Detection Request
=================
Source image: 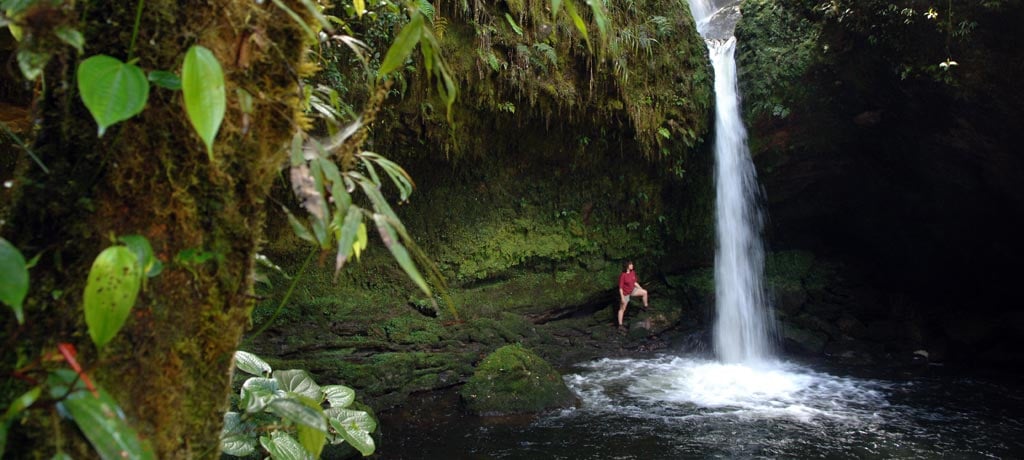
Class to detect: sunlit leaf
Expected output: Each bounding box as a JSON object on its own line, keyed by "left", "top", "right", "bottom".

{"left": 353, "top": 0, "right": 366, "bottom": 17}
{"left": 378, "top": 13, "right": 423, "bottom": 78}
{"left": 259, "top": 432, "right": 307, "bottom": 460}
{"left": 563, "top": 0, "right": 591, "bottom": 51}
{"left": 551, "top": 0, "right": 562, "bottom": 18}
{"left": 322, "top": 385, "right": 355, "bottom": 408}
{"left": 240, "top": 377, "right": 279, "bottom": 413}
{"left": 220, "top": 412, "right": 257, "bottom": 457}
{"left": 584, "top": 0, "right": 609, "bottom": 45}
{"left": 329, "top": 416, "right": 375, "bottom": 456}
{"left": 267, "top": 398, "right": 326, "bottom": 432}
{"left": 273, "top": 369, "right": 322, "bottom": 401}
{"left": 62, "top": 387, "right": 156, "bottom": 460}
{"left": 0, "top": 237, "right": 29, "bottom": 324}
{"left": 234, "top": 350, "right": 272, "bottom": 376}
{"left": 83, "top": 246, "right": 142, "bottom": 349}
{"left": 504, "top": 13, "right": 523, "bottom": 35}
{"left": 293, "top": 395, "right": 327, "bottom": 458}
{"left": 77, "top": 55, "right": 149, "bottom": 136}
{"left": 182, "top": 45, "right": 226, "bottom": 160}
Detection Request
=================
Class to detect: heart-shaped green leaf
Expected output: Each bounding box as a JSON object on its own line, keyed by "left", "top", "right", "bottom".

{"left": 83, "top": 245, "right": 142, "bottom": 349}
{"left": 77, "top": 55, "right": 149, "bottom": 136}
{"left": 273, "top": 369, "right": 322, "bottom": 401}
{"left": 234, "top": 350, "right": 272, "bottom": 376}
{"left": 181, "top": 45, "right": 225, "bottom": 160}
{"left": 0, "top": 238, "right": 28, "bottom": 324}
{"left": 322, "top": 385, "right": 355, "bottom": 408}
{"left": 259, "top": 432, "right": 306, "bottom": 460}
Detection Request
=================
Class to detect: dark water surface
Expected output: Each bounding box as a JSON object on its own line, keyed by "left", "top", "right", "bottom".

{"left": 376, "top": 355, "right": 1024, "bottom": 459}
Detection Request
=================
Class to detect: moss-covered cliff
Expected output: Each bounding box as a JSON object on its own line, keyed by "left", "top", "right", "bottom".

{"left": 736, "top": 0, "right": 1024, "bottom": 367}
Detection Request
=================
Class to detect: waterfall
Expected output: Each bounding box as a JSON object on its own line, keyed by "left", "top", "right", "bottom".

{"left": 687, "top": 1, "right": 776, "bottom": 363}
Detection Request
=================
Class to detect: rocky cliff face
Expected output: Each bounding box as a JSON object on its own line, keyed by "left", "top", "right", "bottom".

{"left": 736, "top": 0, "right": 1024, "bottom": 367}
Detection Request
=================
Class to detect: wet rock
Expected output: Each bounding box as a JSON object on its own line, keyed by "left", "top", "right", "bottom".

{"left": 780, "top": 322, "right": 828, "bottom": 354}
{"left": 459, "top": 344, "right": 578, "bottom": 415}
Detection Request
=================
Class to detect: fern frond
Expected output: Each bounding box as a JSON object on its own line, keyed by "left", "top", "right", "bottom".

{"left": 532, "top": 43, "right": 558, "bottom": 69}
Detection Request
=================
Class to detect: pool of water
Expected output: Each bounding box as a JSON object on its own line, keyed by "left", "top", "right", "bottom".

{"left": 376, "top": 354, "right": 1024, "bottom": 459}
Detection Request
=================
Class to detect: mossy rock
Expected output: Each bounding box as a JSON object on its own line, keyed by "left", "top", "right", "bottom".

{"left": 460, "top": 344, "right": 577, "bottom": 415}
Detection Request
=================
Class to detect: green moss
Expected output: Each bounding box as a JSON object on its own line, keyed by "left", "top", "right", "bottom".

{"left": 379, "top": 315, "right": 449, "bottom": 346}
{"left": 459, "top": 344, "right": 576, "bottom": 415}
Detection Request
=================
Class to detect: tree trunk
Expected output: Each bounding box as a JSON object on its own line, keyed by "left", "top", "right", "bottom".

{"left": 2, "top": 0, "right": 313, "bottom": 457}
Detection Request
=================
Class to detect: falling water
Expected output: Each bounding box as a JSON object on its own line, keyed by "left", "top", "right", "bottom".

{"left": 689, "top": 0, "right": 775, "bottom": 363}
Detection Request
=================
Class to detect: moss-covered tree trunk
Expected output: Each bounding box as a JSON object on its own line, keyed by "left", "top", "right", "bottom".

{"left": 2, "top": 1, "right": 313, "bottom": 457}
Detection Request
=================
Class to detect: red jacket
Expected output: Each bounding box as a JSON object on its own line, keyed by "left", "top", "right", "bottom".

{"left": 619, "top": 271, "right": 636, "bottom": 295}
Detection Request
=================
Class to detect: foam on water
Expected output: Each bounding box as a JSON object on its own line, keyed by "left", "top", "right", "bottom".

{"left": 564, "top": 356, "right": 889, "bottom": 426}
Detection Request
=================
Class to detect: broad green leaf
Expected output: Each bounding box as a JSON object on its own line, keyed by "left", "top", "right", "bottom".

{"left": 334, "top": 206, "right": 363, "bottom": 277}
{"left": 62, "top": 388, "right": 156, "bottom": 460}
{"left": 273, "top": 370, "right": 321, "bottom": 401}
{"left": 259, "top": 432, "right": 308, "bottom": 460}
{"left": 182, "top": 45, "right": 226, "bottom": 160}
{"left": 2, "top": 386, "right": 41, "bottom": 421}
{"left": 325, "top": 407, "right": 377, "bottom": 434}
{"left": 17, "top": 49, "right": 49, "bottom": 80}
{"left": 234, "top": 350, "right": 272, "bottom": 376}
{"left": 220, "top": 412, "right": 257, "bottom": 456}
{"left": 329, "top": 417, "right": 375, "bottom": 456}
{"left": 353, "top": 0, "right": 366, "bottom": 17}
{"left": 283, "top": 207, "right": 316, "bottom": 244}
{"left": 220, "top": 432, "right": 257, "bottom": 457}
{"left": 322, "top": 385, "right": 355, "bottom": 408}
{"left": 55, "top": 26, "right": 84, "bottom": 54}
{"left": 373, "top": 214, "right": 430, "bottom": 296}
{"left": 83, "top": 246, "right": 142, "bottom": 349}
{"left": 0, "top": 237, "right": 28, "bottom": 324}
{"left": 148, "top": 70, "right": 181, "bottom": 90}
{"left": 267, "top": 398, "right": 326, "bottom": 432}
{"left": 118, "top": 234, "right": 162, "bottom": 278}
{"left": 77, "top": 55, "right": 149, "bottom": 136}
{"left": 51, "top": 452, "right": 72, "bottom": 460}
{"left": 378, "top": 13, "right": 423, "bottom": 78}
{"left": 294, "top": 395, "right": 327, "bottom": 459}
{"left": 240, "top": 377, "right": 279, "bottom": 413}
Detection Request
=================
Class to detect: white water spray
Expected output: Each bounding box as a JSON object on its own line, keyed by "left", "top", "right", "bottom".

{"left": 688, "top": 0, "right": 775, "bottom": 363}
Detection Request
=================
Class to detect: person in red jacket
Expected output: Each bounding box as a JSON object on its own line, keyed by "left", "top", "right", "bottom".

{"left": 617, "top": 261, "right": 649, "bottom": 328}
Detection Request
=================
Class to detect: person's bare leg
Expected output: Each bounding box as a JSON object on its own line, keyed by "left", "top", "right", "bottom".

{"left": 618, "top": 298, "right": 628, "bottom": 326}
{"left": 637, "top": 287, "right": 649, "bottom": 308}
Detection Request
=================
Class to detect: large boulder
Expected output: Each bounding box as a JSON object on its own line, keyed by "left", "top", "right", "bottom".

{"left": 460, "top": 344, "right": 577, "bottom": 415}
